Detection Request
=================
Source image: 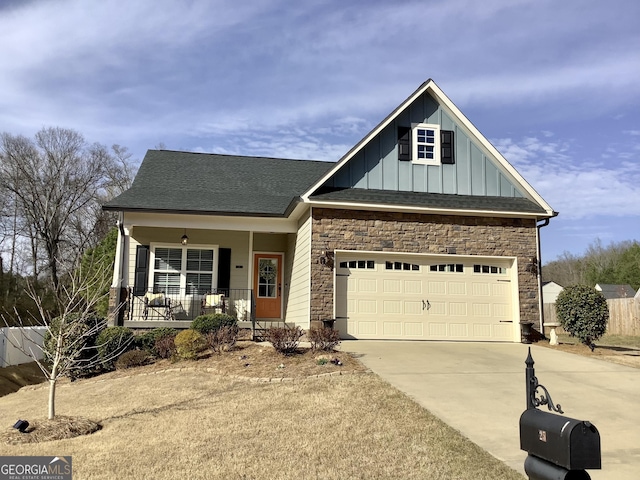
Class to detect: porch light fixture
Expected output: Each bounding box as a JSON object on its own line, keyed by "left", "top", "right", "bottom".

{"left": 181, "top": 230, "right": 188, "bottom": 246}
{"left": 525, "top": 256, "right": 538, "bottom": 276}
{"left": 319, "top": 250, "right": 334, "bottom": 269}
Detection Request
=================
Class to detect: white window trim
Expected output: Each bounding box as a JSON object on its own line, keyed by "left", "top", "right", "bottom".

{"left": 411, "top": 123, "right": 440, "bottom": 165}
{"left": 148, "top": 243, "right": 219, "bottom": 295}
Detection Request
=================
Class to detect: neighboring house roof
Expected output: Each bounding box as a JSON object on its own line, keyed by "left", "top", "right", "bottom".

{"left": 310, "top": 188, "right": 547, "bottom": 215}
{"left": 594, "top": 284, "right": 637, "bottom": 299}
{"left": 541, "top": 281, "right": 564, "bottom": 304}
{"left": 103, "top": 150, "right": 334, "bottom": 216}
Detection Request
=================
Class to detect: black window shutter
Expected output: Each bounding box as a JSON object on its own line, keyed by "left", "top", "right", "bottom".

{"left": 441, "top": 130, "right": 455, "bottom": 164}
{"left": 133, "top": 245, "right": 150, "bottom": 295}
{"left": 397, "top": 126, "right": 411, "bottom": 161}
{"left": 217, "top": 248, "right": 231, "bottom": 295}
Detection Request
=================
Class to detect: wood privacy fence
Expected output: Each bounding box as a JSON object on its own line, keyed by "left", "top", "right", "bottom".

{"left": 544, "top": 299, "right": 640, "bottom": 336}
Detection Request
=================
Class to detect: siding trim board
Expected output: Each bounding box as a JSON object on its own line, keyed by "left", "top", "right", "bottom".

{"left": 301, "top": 79, "right": 555, "bottom": 219}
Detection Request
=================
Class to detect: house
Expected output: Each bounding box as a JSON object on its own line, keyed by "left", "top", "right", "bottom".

{"left": 103, "top": 79, "right": 557, "bottom": 342}
{"left": 542, "top": 281, "right": 563, "bottom": 304}
{"left": 595, "top": 284, "right": 636, "bottom": 300}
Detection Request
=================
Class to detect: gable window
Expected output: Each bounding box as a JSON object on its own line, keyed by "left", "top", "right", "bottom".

{"left": 151, "top": 245, "right": 216, "bottom": 295}
{"left": 399, "top": 124, "right": 455, "bottom": 165}
{"left": 412, "top": 123, "right": 440, "bottom": 165}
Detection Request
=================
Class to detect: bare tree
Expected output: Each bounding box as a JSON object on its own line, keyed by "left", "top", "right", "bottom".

{"left": 2, "top": 259, "right": 131, "bottom": 419}
{"left": 0, "top": 127, "right": 135, "bottom": 302}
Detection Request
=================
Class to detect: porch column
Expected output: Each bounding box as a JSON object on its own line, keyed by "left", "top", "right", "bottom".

{"left": 108, "top": 219, "right": 126, "bottom": 326}
{"left": 247, "top": 231, "right": 254, "bottom": 290}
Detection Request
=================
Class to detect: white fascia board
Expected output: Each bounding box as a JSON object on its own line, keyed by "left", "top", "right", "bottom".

{"left": 123, "top": 211, "right": 298, "bottom": 233}
{"left": 301, "top": 79, "right": 555, "bottom": 216}
{"left": 301, "top": 80, "right": 434, "bottom": 201}
{"left": 427, "top": 81, "right": 555, "bottom": 215}
{"left": 306, "top": 199, "right": 548, "bottom": 220}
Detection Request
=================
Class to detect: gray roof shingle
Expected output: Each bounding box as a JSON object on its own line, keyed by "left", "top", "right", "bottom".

{"left": 309, "top": 188, "right": 547, "bottom": 214}
{"left": 103, "top": 150, "right": 334, "bottom": 216}
{"left": 104, "top": 150, "right": 548, "bottom": 217}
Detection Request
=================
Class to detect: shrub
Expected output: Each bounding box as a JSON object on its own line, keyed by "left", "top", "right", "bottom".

{"left": 43, "top": 313, "right": 106, "bottom": 378}
{"left": 155, "top": 335, "right": 177, "bottom": 359}
{"left": 555, "top": 284, "right": 609, "bottom": 349}
{"left": 115, "top": 350, "right": 150, "bottom": 370}
{"left": 205, "top": 325, "right": 239, "bottom": 354}
{"left": 96, "top": 327, "right": 135, "bottom": 370}
{"left": 191, "top": 313, "right": 237, "bottom": 335}
{"left": 174, "top": 329, "right": 206, "bottom": 360}
{"left": 308, "top": 326, "right": 340, "bottom": 352}
{"left": 135, "top": 328, "right": 178, "bottom": 356}
{"left": 265, "top": 326, "right": 304, "bottom": 355}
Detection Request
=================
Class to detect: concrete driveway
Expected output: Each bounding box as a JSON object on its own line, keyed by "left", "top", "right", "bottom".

{"left": 341, "top": 341, "right": 640, "bottom": 479}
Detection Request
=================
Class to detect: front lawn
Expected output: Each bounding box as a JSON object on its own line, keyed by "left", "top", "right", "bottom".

{"left": 0, "top": 342, "right": 523, "bottom": 479}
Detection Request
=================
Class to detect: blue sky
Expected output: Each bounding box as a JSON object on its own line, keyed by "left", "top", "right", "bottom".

{"left": 1, "top": 0, "right": 638, "bottom": 262}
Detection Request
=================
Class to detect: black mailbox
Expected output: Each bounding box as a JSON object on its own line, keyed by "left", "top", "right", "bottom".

{"left": 520, "top": 408, "right": 601, "bottom": 471}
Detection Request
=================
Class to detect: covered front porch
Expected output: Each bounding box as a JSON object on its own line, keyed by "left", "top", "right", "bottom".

{"left": 109, "top": 211, "right": 305, "bottom": 333}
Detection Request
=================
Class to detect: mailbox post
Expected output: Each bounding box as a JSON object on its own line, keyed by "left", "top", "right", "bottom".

{"left": 520, "top": 348, "right": 601, "bottom": 480}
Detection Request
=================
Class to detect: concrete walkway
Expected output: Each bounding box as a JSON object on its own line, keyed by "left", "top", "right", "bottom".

{"left": 341, "top": 341, "right": 640, "bottom": 479}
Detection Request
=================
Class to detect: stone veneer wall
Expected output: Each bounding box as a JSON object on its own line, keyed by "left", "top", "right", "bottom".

{"left": 310, "top": 208, "right": 540, "bottom": 334}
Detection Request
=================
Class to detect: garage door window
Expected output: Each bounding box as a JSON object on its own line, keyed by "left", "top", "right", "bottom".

{"left": 339, "top": 260, "right": 375, "bottom": 269}
{"left": 385, "top": 261, "right": 420, "bottom": 271}
{"left": 473, "top": 264, "right": 507, "bottom": 274}
{"left": 429, "top": 263, "right": 464, "bottom": 273}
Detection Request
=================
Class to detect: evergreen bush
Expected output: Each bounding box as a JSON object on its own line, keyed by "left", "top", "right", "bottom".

{"left": 96, "top": 326, "right": 135, "bottom": 370}
{"left": 174, "top": 329, "right": 206, "bottom": 360}
{"left": 191, "top": 313, "right": 237, "bottom": 335}
{"left": 115, "top": 350, "right": 150, "bottom": 370}
{"left": 43, "top": 313, "right": 106, "bottom": 378}
{"left": 135, "top": 328, "right": 178, "bottom": 356}
{"left": 555, "top": 284, "right": 609, "bottom": 349}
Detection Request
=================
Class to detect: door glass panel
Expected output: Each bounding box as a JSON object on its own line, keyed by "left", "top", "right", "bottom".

{"left": 258, "top": 258, "right": 277, "bottom": 298}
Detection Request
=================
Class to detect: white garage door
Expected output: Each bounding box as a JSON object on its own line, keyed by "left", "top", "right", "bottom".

{"left": 334, "top": 254, "right": 518, "bottom": 341}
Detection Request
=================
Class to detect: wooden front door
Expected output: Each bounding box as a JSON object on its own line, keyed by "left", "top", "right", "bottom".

{"left": 254, "top": 253, "right": 283, "bottom": 319}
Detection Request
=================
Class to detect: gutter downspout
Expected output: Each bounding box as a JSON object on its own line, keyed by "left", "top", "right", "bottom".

{"left": 536, "top": 217, "right": 552, "bottom": 334}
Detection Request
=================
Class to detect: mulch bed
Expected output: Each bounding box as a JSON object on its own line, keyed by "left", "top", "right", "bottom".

{"left": 2, "top": 415, "right": 101, "bottom": 445}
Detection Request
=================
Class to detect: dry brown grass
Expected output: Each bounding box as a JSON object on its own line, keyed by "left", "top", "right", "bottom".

{"left": 537, "top": 334, "right": 640, "bottom": 368}
{"left": 0, "top": 361, "right": 46, "bottom": 397}
{"left": 0, "top": 342, "right": 523, "bottom": 479}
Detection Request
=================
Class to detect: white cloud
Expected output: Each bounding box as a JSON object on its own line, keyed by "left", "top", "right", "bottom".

{"left": 493, "top": 135, "right": 640, "bottom": 220}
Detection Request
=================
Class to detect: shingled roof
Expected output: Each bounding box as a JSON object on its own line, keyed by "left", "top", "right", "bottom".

{"left": 103, "top": 150, "right": 334, "bottom": 216}
{"left": 309, "top": 188, "right": 548, "bottom": 215}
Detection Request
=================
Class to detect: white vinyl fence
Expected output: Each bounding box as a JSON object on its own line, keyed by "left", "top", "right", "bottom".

{"left": 0, "top": 326, "right": 46, "bottom": 368}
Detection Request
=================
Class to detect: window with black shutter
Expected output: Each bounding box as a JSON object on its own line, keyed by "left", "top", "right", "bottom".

{"left": 133, "top": 245, "right": 149, "bottom": 295}
{"left": 441, "top": 130, "right": 455, "bottom": 164}
{"left": 397, "top": 126, "right": 411, "bottom": 161}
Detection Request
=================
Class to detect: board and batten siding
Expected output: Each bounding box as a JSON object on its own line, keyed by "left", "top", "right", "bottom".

{"left": 284, "top": 213, "right": 312, "bottom": 328}
{"left": 328, "top": 91, "right": 523, "bottom": 199}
